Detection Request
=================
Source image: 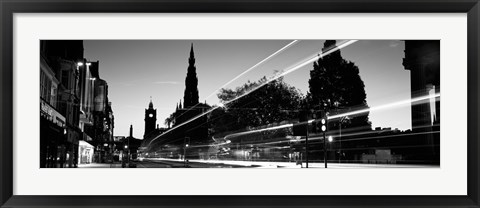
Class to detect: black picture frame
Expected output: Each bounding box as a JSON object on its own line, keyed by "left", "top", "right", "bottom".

{"left": 1, "top": 0, "right": 479, "bottom": 207}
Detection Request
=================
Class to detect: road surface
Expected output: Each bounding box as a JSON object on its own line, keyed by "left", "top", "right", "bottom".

{"left": 132, "top": 158, "right": 252, "bottom": 168}
{"left": 130, "top": 158, "right": 438, "bottom": 168}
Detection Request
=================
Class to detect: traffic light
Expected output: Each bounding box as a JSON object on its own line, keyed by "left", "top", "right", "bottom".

{"left": 316, "top": 111, "right": 328, "bottom": 133}
{"left": 320, "top": 117, "right": 327, "bottom": 132}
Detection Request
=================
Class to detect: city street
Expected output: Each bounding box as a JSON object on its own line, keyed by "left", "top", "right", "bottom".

{"left": 127, "top": 158, "right": 437, "bottom": 168}
{"left": 133, "top": 159, "right": 252, "bottom": 168}
{"left": 77, "top": 159, "right": 438, "bottom": 168}
{"left": 39, "top": 40, "right": 441, "bottom": 168}
{"left": 78, "top": 163, "right": 122, "bottom": 168}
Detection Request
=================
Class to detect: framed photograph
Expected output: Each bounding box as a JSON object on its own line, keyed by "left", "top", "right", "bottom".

{"left": 1, "top": 0, "right": 479, "bottom": 207}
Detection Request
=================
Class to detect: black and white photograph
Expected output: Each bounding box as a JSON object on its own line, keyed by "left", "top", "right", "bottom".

{"left": 40, "top": 39, "right": 440, "bottom": 168}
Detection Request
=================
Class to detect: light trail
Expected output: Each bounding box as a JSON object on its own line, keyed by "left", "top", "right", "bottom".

{"left": 204, "top": 40, "right": 299, "bottom": 101}
{"left": 170, "top": 40, "right": 299, "bottom": 128}
{"left": 225, "top": 130, "right": 440, "bottom": 148}
{"left": 221, "top": 92, "right": 440, "bottom": 142}
{"left": 222, "top": 40, "right": 358, "bottom": 107}
{"left": 224, "top": 123, "right": 293, "bottom": 140}
{"left": 146, "top": 40, "right": 358, "bottom": 147}
{"left": 328, "top": 92, "right": 440, "bottom": 120}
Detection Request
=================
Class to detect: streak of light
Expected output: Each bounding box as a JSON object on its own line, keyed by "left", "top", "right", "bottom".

{"left": 224, "top": 123, "right": 293, "bottom": 140}
{"left": 328, "top": 92, "right": 440, "bottom": 120}
{"left": 221, "top": 93, "right": 440, "bottom": 142}
{"left": 204, "top": 40, "right": 300, "bottom": 100}
{"left": 233, "top": 130, "right": 440, "bottom": 147}
{"left": 174, "top": 40, "right": 299, "bottom": 120}
{"left": 222, "top": 40, "right": 358, "bottom": 107}
{"left": 146, "top": 40, "right": 357, "bottom": 147}
{"left": 306, "top": 130, "right": 440, "bottom": 143}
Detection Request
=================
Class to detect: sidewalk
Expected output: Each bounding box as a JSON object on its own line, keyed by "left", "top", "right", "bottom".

{"left": 77, "top": 163, "right": 123, "bottom": 168}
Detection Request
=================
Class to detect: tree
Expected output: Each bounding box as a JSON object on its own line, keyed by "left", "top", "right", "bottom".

{"left": 308, "top": 40, "right": 371, "bottom": 130}
{"left": 164, "top": 116, "right": 173, "bottom": 128}
{"left": 214, "top": 77, "right": 303, "bottom": 133}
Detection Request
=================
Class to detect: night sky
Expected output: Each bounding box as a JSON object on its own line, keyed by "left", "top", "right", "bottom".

{"left": 83, "top": 40, "right": 410, "bottom": 139}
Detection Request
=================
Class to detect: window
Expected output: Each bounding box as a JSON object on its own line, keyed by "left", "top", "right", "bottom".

{"left": 51, "top": 87, "right": 57, "bottom": 108}
{"left": 45, "top": 78, "right": 51, "bottom": 103}
{"left": 40, "top": 70, "right": 46, "bottom": 99}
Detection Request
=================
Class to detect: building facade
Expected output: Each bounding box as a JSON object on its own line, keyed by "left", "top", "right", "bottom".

{"left": 40, "top": 40, "right": 83, "bottom": 168}
{"left": 402, "top": 40, "right": 440, "bottom": 163}
{"left": 82, "top": 61, "right": 115, "bottom": 163}
{"left": 40, "top": 40, "right": 115, "bottom": 167}
{"left": 403, "top": 40, "right": 440, "bottom": 129}
{"left": 144, "top": 99, "right": 157, "bottom": 138}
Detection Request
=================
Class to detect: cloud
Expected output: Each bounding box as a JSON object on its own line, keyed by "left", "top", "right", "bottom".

{"left": 153, "top": 81, "right": 180, "bottom": 85}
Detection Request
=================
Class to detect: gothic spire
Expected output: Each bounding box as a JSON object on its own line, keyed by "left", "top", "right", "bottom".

{"left": 183, "top": 43, "right": 199, "bottom": 108}
{"left": 190, "top": 43, "right": 194, "bottom": 59}
{"left": 148, "top": 96, "right": 154, "bottom": 109}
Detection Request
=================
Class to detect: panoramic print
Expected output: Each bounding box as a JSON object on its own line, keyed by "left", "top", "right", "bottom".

{"left": 40, "top": 40, "right": 440, "bottom": 168}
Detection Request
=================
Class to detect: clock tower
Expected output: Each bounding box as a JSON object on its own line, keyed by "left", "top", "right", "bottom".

{"left": 144, "top": 98, "right": 157, "bottom": 138}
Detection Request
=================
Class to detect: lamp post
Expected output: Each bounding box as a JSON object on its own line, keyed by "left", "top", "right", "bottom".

{"left": 77, "top": 61, "right": 99, "bottom": 163}
{"left": 339, "top": 118, "right": 342, "bottom": 163}
{"left": 184, "top": 137, "right": 190, "bottom": 166}
{"left": 184, "top": 143, "right": 189, "bottom": 167}
{"left": 338, "top": 116, "right": 349, "bottom": 163}
{"left": 305, "top": 118, "right": 309, "bottom": 169}
{"left": 127, "top": 136, "right": 130, "bottom": 166}
{"left": 77, "top": 61, "right": 94, "bottom": 114}
{"left": 122, "top": 145, "right": 128, "bottom": 168}
{"left": 327, "top": 135, "right": 334, "bottom": 167}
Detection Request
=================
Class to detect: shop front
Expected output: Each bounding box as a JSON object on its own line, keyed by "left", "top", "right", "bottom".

{"left": 78, "top": 140, "right": 94, "bottom": 164}
{"left": 40, "top": 99, "right": 67, "bottom": 168}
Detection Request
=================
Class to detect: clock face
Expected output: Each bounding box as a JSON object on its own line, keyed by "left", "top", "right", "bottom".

{"left": 149, "top": 113, "right": 153, "bottom": 118}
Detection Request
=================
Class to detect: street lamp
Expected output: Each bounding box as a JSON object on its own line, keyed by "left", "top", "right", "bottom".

{"left": 124, "top": 144, "right": 130, "bottom": 166}
{"left": 327, "top": 135, "right": 334, "bottom": 167}
{"left": 338, "top": 116, "right": 349, "bottom": 163}
{"left": 184, "top": 137, "right": 190, "bottom": 166}
{"left": 122, "top": 145, "right": 129, "bottom": 168}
